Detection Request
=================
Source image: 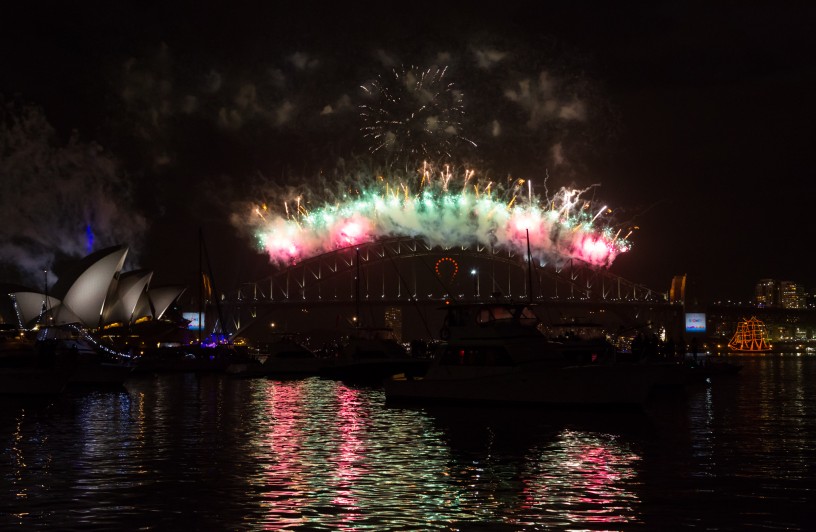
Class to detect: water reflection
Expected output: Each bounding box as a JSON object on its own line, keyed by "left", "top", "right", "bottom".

{"left": 256, "top": 378, "right": 311, "bottom": 527}
{"left": 517, "top": 430, "right": 641, "bottom": 527}
{"left": 250, "top": 379, "right": 459, "bottom": 529}
{"left": 417, "top": 405, "right": 646, "bottom": 528}
{"left": 0, "top": 379, "right": 657, "bottom": 529}
{"left": 9, "top": 408, "right": 29, "bottom": 513}
{"left": 2, "top": 359, "right": 814, "bottom": 530}
{"left": 653, "top": 354, "right": 816, "bottom": 530}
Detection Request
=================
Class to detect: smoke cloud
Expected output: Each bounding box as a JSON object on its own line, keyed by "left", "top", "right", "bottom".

{"left": 0, "top": 101, "right": 148, "bottom": 286}
{"left": 231, "top": 164, "right": 632, "bottom": 269}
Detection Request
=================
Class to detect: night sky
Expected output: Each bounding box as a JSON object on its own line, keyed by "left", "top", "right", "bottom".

{"left": 1, "top": 1, "right": 814, "bottom": 303}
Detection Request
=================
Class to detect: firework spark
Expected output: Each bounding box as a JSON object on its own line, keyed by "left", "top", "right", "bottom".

{"left": 360, "top": 66, "right": 476, "bottom": 161}
{"left": 234, "top": 164, "right": 634, "bottom": 269}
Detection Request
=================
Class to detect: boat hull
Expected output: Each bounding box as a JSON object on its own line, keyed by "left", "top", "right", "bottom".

{"left": 227, "top": 357, "right": 329, "bottom": 378}
{"left": 0, "top": 368, "right": 68, "bottom": 395}
{"left": 68, "top": 362, "right": 134, "bottom": 387}
{"left": 384, "top": 363, "right": 678, "bottom": 407}
{"left": 684, "top": 361, "right": 743, "bottom": 382}
{"left": 322, "top": 358, "right": 430, "bottom": 385}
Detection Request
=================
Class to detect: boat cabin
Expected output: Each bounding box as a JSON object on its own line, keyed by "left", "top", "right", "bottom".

{"left": 440, "top": 302, "right": 542, "bottom": 340}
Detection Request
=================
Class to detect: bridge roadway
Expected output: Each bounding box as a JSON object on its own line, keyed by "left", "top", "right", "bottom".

{"left": 220, "top": 296, "right": 686, "bottom": 343}
{"left": 210, "top": 238, "right": 815, "bottom": 345}
{"left": 216, "top": 298, "right": 816, "bottom": 347}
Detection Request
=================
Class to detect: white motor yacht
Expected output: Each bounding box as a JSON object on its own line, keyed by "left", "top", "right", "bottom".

{"left": 384, "top": 301, "right": 681, "bottom": 407}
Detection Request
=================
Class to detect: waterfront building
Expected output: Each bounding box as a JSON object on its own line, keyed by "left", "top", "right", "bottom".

{"left": 384, "top": 306, "right": 403, "bottom": 342}
{"left": 754, "top": 279, "right": 807, "bottom": 309}
{"left": 5, "top": 245, "right": 184, "bottom": 331}
{"left": 779, "top": 281, "right": 806, "bottom": 309}
{"left": 755, "top": 279, "right": 776, "bottom": 307}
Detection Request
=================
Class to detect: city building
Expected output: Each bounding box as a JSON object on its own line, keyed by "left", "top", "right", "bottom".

{"left": 384, "top": 306, "right": 403, "bottom": 342}
{"left": 755, "top": 279, "right": 776, "bottom": 307}
{"left": 754, "top": 278, "right": 808, "bottom": 309}
{"left": 779, "top": 281, "right": 806, "bottom": 309}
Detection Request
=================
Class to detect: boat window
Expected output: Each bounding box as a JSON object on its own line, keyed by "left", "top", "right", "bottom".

{"left": 475, "top": 306, "right": 514, "bottom": 324}
{"left": 474, "top": 306, "right": 538, "bottom": 326}
{"left": 491, "top": 307, "right": 515, "bottom": 321}
{"left": 519, "top": 307, "right": 538, "bottom": 326}
{"left": 477, "top": 309, "right": 493, "bottom": 324}
{"left": 438, "top": 345, "right": 513, "bottom": 366}
{"left": 447, "top": 308, "right": 469, "bottom": 326}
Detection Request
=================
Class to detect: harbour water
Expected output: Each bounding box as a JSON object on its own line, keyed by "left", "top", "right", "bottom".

{"left": 2, "top": 355, "right": 814, "bottom": 530}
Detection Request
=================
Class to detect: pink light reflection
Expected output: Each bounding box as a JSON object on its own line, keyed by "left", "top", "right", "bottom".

{"left": 330, "top": 385, "right": 368, "bottom": 517}
{"left": 261, "top": 380, "right": 308, "bottom": 529}
{"left": 517, "top": 430, "right": 641, "bottom": 526}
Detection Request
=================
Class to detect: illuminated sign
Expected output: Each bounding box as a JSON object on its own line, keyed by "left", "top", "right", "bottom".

{"left": 685, "top": 312, "right": 706, "bottom": 333}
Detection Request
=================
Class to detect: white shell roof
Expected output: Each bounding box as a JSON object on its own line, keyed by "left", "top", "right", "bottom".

{"left": 9, "top": 245, "right": 186, "bottom": 329}
{"left": 10, "top": 292, "right": 61, "bottom": 327}
{"left": 57, "top": 246, "right": 127, "bottom": 327}
{"left": 148, "top": 286, "right": 186, "bottom": 320}
{"left": 103, "top": 270, "right": 153, "bottom": 324}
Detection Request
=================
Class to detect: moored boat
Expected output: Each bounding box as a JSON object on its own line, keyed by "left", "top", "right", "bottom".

{"left": 384, "top": 302, "right": 682, "bottom": 407}
{"left": 226, "top": 335, "right": 329, "bottom": 378}
{"left": 37, "top": 336, "right": 134, "bottom": 388}
{"left": 132, "top": 344, "right": 237, "bottom": 373}
{"left": 321, "top": 326, "right": 429, "bottom": 385}
{"left": 0, "top": 366, "right": 68, "bottom": 395}
{"left": 683, "top": 357, "right": 743, "bottom": 382}
{"left": 0, "top": 327, "right": 69, "bottom": 395}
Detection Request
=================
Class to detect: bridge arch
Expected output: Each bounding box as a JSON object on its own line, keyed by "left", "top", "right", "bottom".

{"left": 214, "top": 237, "right": 678, "bottom": 343}
{"left": 228, "top": 236, "right": 666, "bottom": 304}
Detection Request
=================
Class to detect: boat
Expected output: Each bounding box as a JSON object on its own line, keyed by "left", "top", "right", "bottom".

{"left": 320, "top": 326, "right": 430, "bottom": 385}
{"left": 684, "top": 357, "right": 743, "bottom": 382}
{"left": 384, "top": 301, "right": 682, "bottom": 407}
{"left": 0, "top": 325, "right": 69, "bottom": 395}
{"left": 317, "top": 247, "right": 429, "bottom": 385}
{"left": 226, "top": 334, "right": 329, "bottom": 378}
{"left": 542, "top": 317, "right": 618, "bottom": 363}
{"left": 58, "top": 339, "right": 135, "bottom": 388}
{"left": 34, "top": 325, "right": 135, "bottom": 388}
{"left": 132, "top": 344, "right": 243, "bottom": 374}
{"left": 728, "top": 316, "right": 773, "bottom": 353}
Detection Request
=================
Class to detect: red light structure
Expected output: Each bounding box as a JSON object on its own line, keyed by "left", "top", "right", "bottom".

{"left": 434, "top": 257, "right": 459, "bottom": 282}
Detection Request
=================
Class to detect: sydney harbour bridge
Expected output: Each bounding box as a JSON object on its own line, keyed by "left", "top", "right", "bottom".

{"left": 216, "top": 236, "right": 682, "bottom": 344}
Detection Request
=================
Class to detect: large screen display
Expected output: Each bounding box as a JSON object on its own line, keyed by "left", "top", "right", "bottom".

{"left": 685, "top": 312, "right": 706, "bottom": 333}
{"left": 183, "top": 312, "right": 203, "bottom": 331}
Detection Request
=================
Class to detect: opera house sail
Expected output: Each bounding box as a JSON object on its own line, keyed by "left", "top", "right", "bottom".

{"left": 8, "top": 245, "right": 184, "bottom": 337}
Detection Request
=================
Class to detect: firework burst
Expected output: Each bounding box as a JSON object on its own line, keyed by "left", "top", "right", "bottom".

{"left": 360, "top": 66, "right": 476, "bottom": 162}
{"left": 235, "top": 163, "right": 634, "bottom": 269}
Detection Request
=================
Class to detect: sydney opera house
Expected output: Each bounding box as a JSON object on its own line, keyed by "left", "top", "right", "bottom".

{"left": 3, "top": 245, "right": 189, "bottom": 349}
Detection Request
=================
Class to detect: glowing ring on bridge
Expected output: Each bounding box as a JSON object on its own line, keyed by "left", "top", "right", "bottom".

{"left": 434, "top": 257, "right": 459, "bottom": 281}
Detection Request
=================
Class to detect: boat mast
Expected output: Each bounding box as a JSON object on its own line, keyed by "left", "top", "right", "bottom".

{"left": 43, "top": 269, "right": 51, "bottom": 330}
{"left": 198, "top": 227, "right": 203, "bottom": 347}
{"left": 526, "top": 229, "right": 534, "bottom": 304}
{"left": 200, "top": 228, "right": 229, "bottom": 344}
{"left": 355, "top": 247, "right": 360, "bottom": 327}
